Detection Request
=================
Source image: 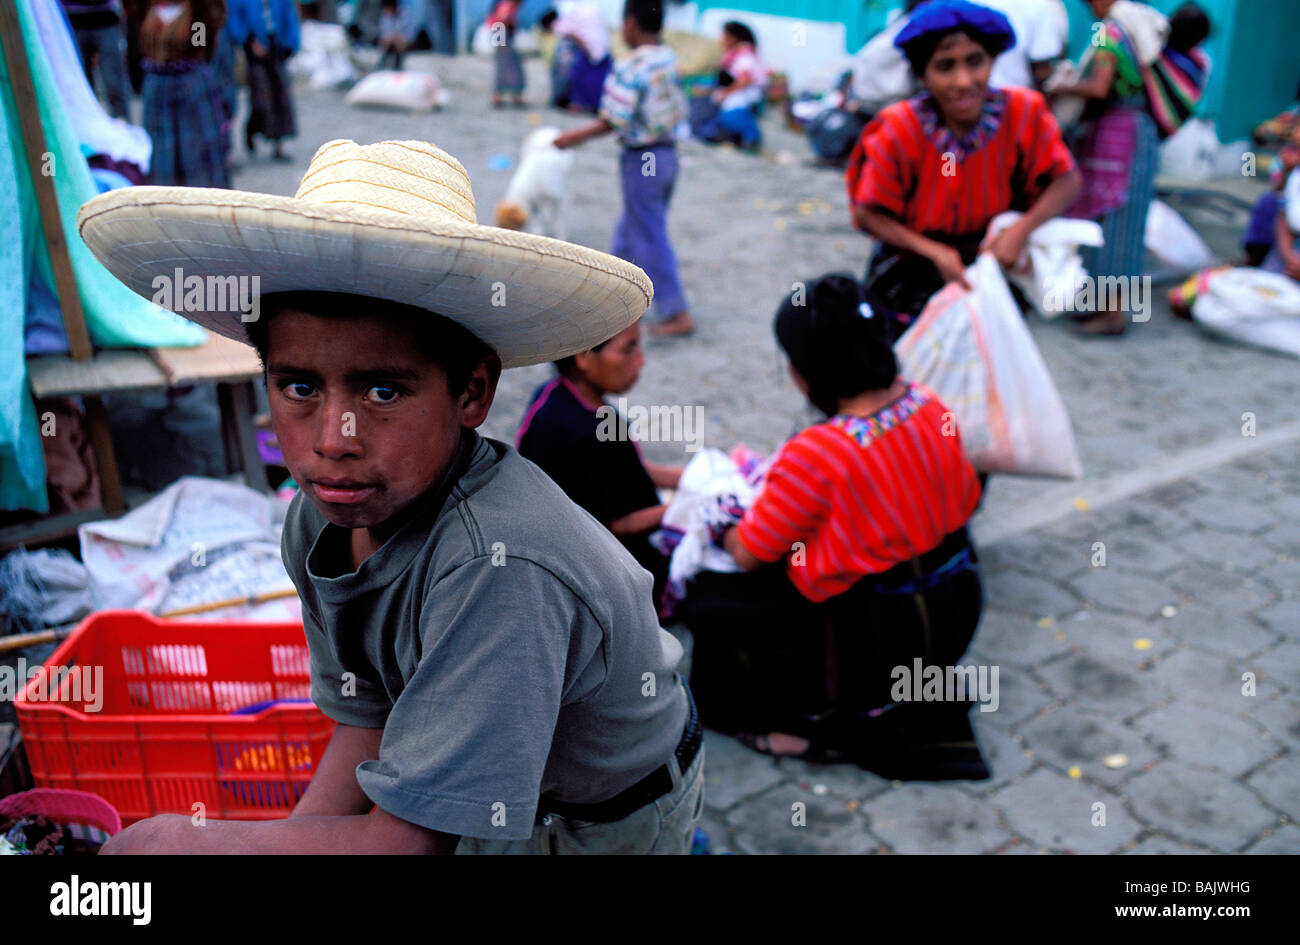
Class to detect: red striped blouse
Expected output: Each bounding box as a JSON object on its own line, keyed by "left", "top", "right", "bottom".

{"left": 846, "top": 86, "right": 1075, "bottom": 240}
{"left": 735, "top": 384, "right": 982, "bottom": 603}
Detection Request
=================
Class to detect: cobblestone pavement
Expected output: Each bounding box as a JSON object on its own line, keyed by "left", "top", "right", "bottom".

{"left": 232, "top": 52, "right": 1298, "bottom": 853}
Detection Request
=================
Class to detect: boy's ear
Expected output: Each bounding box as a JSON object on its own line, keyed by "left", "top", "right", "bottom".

{"left": 458, "top": 355, "right": 502, "bottom": 429}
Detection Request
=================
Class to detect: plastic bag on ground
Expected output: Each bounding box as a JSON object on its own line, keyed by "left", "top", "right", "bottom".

{"left": 1190, "top": 268, "right": 1300, "bottom": 359}
{"left": 1145, "top": 199, "right": 1217, "bottom": 271}
{"left": 344, "top": 70, "right": 448, "bottom": 111}
{"left": 895, "top": 253, "right": 1084, "bottom": 478}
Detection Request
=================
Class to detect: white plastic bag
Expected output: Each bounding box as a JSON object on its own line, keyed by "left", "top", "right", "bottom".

{"left": 1145, "top": 199, "right": 1217, "bottom": 271}
{"left": 987, "top": 211, "right": 1105, "bottom": 319}
{"left": 344, "top": 70, "right": 448, "bottom": 111}
{"left": 290, "top": 21, "right": 358, "bottom": 90}
{"left": 1190, "top": 268, "right": 1300, "bottom": 359}
{"left": 895, "top": 254, "right": 1084, "bottom": 478}
{"left": 656, "top": 449, "right": 761, "bottom": 597}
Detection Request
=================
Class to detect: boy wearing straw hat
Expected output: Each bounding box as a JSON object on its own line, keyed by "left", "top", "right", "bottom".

{"left": 80, "top": 138, "right": 704, "bottom": 855}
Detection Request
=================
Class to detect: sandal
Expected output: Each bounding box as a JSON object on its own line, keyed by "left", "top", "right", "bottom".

{"left": 736, "top": 731, "right": 846, "bottom": 764}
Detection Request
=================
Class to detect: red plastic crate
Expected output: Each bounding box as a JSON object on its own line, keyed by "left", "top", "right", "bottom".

{"left": 14, "top": 610, "right": 336, "bottom": 826}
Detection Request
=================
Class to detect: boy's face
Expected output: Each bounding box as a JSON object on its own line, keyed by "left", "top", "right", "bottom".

{"left": 265, "top": 307, "right": 498, "bottom": 538}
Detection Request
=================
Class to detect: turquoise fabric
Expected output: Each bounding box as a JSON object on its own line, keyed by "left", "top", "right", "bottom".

{"left": 1, "top": 0, "right": 207, "bottom": 513}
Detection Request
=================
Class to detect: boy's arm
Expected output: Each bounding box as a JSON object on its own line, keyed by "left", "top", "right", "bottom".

{"left": 290, "top": 723, "right": 385, "bottom": 818}
{"left": 553, "top": 119, "right": 613, "bottom": 149}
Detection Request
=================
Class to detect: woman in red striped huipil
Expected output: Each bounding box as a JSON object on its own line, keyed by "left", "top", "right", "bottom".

{"left": 846, "top": 0, "right": 1082, "bottom": 342}
{"left": 676, "top": 275, "right": 990, "bottom": 781}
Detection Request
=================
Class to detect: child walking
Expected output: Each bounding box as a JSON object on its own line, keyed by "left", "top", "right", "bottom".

{"left": 553, "top": 0, "right": 694, "bottom": 337}
{"left": 487, "top": 0, "right": 525, "bottom": 108}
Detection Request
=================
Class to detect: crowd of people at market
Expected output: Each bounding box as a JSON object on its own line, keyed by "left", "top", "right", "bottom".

{"left": 46, "top": 0, "right": 1300, "bottom": 816}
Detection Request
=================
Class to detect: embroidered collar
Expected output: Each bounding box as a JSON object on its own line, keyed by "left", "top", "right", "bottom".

{"left": 914, "top": 89, "right": 1006, "bottom": 163}
{"left": 828, "top": 383, "right": 929, "bottom": 447}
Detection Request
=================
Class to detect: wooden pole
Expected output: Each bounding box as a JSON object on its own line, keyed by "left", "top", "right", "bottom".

{"left": 0, "top": 2, "right": 126, "bottom": 515}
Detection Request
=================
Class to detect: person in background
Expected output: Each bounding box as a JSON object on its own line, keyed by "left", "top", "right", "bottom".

{"left": 676, "top": 276, "right": 989, "bottom": 780}
{"left": 1262, "top": 149, "right": 1300, "bottom": 282}
{"left": 552, "top": 0, "right": 695, "bottom": 338}
{"left": 979, "top": 0, "right": 1067, "bottom": 90}
{"left": 516, "top": 320, "right": 683, "bottom": 606}
{"left": 847, "top": 0, "right": 1082, "bottom": 343}
{"left": 62, "top": 0, "right": 132, "bottom": 119}
{"left": 487, "top": 0, "right": 526, "bottom": 108}
{"left": 1054, "top": 0, "right": 1167, "bottom": 335}
{"left": 376, "top": 0, "right": 423, "bottom": 70}
{"left": 542, "top": 3, "right": 614, "bottom": 113}
{"left": 707, "top": 20, "right": 767, "bottom": 150}
{"left": 227, "top": 0, "right": 300, "bottom": 162}
{"left": 139, "top": 0, "right": 230, "bottom": 187}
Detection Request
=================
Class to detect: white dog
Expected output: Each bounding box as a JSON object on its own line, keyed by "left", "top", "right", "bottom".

{"left": 494, "top": 127, "right": 575, "bottom": 239}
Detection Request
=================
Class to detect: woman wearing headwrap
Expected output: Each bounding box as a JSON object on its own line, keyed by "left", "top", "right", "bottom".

{"left": 847, "top": 0, "right": 1082, "bottom": 342}
{"left": 676, "top": 276, "right": 990, "bottom": 781}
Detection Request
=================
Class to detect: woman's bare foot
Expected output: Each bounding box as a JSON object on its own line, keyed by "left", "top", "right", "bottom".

{"left": 1071, "top": 308, "right": 1126, "bottom": 336}
{"left": 649, "top": 311, "right": 695, "bottom": 336}
{"left": 738, "top": 731, "right": 812, "bottom": 757}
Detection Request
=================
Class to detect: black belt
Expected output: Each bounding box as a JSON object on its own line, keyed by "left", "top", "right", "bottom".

{"left": 541, "top": 682, "right": 701, "bottom": 825}
{"left": 869, "top": 527, "right": 976, "bottom": 594}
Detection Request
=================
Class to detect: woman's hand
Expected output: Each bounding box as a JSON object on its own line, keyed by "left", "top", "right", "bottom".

{"left": 928, "top": 243, "right": 972, "bottom": 290}
{"left": 1285, "top": 250, "right": 1300, "bottom": 282}
{"left": 250, "top": 39, "right": 268, "bottom": 59}
{"left": 984, "top": 222, "right": 1030, "bottom": 272}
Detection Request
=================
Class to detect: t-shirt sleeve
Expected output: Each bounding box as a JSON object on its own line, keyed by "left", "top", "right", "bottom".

{"left": 846, "top": 110, "right": 912, "bottom": 220}
{"left": 1017, "top": 90, "right": 1075, "bottom": 197}
{"left": 599, "top": 59, "right": 640, "bottom": 130}
{"left": 735, "top": 437, "right": 831, "bottom": 563}
{"left": 355, "top": 556, "right": 594, "bottom": 841}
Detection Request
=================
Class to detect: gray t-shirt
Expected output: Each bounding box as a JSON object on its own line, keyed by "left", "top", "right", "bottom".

{"left": 280, "top": 430, "right": 688, "bottom": 841}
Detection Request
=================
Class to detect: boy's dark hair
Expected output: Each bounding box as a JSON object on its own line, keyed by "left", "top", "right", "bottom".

{"left": 539, "top": 9, "right": 558, "bottom": 30}
{"left": 723, "top": 20, "right": 756, "bottom": 48}
{"left": 774, "top": 274, "right": 898, "bottom": 417}
{"left": 553, "top": 336, "right": 612, "bottom": 378}
{"left": 245, "top": 291, "right": 497, "bottom": 397}
{"left": 623, "top": 0, "right": 663, "bottom": 36}
{"left": 1168, "top": 2, "right": 1211, "bottom": 53}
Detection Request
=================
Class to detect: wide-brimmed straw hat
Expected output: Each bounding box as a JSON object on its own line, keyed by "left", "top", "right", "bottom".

{"left": 76, "top": 139, "right": 653, "bottom": 368}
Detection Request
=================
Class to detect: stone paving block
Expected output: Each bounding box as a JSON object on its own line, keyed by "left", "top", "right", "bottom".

{"left": 1121, "top": 834, "right": 1214, "bottom": 854}
{"left": 695, "top": 810, "right": 741, "bottom": 855}
{"left": 1169, "top": 527, "right": 1282, "bottom": 573}
{"left": 978, "top": 535, "right": 1094, "bottom": 583}
{"left": 1133, "top": 703, "right": 1276, "bottom": 777}
{"left": 1254, "top": 598, "right": 1300, "bottom": 638}
{"left": 865, "top": 783, "right": 1012, "bottom": 854}
{"left": 1123, "top": 760, "right": 1277, "bottom": 853}
{"left": 959, "top": 717, "right": 1036, "bottom": 796}
{"left": 968, "top": 609, "right": 1072, "bottom": 668}
{"left": 1084, "top": 533, "right": 1185, "bottom": 577}
{"left": 984, "top": 665, "right": 1058, "bottom": 727}
{"left": 725, "top": 782, "right": 880, "bottom": 854}
{"left": 1180, "top": 493, "right": 1277, "bottom": 533}
{"left": 1104, "top": 499, "right": 1205, "bottom": 539}
{"left": 1258, "top": 561, "right": 1300, "bottom": 605}
{"left": 989, "top": 767, "right": 1139, "bottom": 854}
{"left": 1019, "top": 704, "right": 1159, "bottom": 788}
{"left": 1251, "top": 696, "right": 1300, "bottom": 750}
{"left": 1242, "top": 823, "right": 1300, "bottom": 854}
{"left": 776, "top": 757, "right": 891, "bottom": 805}
{"left": 1245, "top": 755, "right": 1300, "bottom": 819}
{"left": 1065, "top": 610, "right": 1176, "bottom": 665}
{"left": 1067, "top": 569, "right": 1179, "bottom": 619}
{"left": 1260, "top": 524, "right": 1300, "bottom": 558}
{"left": 1255, "top": 642, "right": 1300, "bottom": 693}
{"left": 982, "top": 568, "right": 1083, "bottom": 619}
{"left": 1146, "top": 648, "right": 1259, "bottom": 712}
{"left": 1160, "top": 603, "right": 1282, "bottom": 658}
{"left": 1035, "top": 653, "right": 1158, "bottom": 719}
{"left": 1166, "top": 565, "right": 1278, "bottom": 612}
{"left": 700, "top": 730, "right": 788, "bottom": 812}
